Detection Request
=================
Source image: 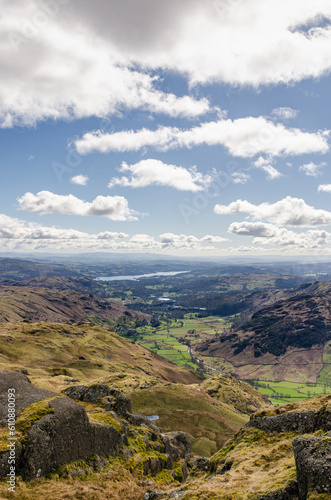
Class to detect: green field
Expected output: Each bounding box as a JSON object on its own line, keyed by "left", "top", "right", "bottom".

{"left": 125, "top": 316, "right": 232, "bottom": 372}
{"left": 252, "top": 379, "right": 331, "bottom": 405}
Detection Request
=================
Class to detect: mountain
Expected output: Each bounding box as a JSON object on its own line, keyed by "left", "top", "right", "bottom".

{"left": 0, "top": 275, "right": 103, "bottom": 295}
{"left": 0, "top": 257, "right": 79, "bottom": 280}
{"left": 194, "top": 281, "right": 331, "bottom": 383}
{"left": 0, "top": 322, "right": 200, "bottom": 392}
{"left": 0, "top": 286, "right": 149, "bottom": 324}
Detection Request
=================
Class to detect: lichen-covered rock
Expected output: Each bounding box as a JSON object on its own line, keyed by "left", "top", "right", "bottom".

{"left": 63, "top": 383, "right": 132, "bottom": 415}
{"left": 143, "top": 489, "right": 165, "bottom": 499}
{"left": 169, "top": 490, "right": 185, "bottom": 499}
{"left": 247, "top": 407, "right": 331, "bottom": 435}
{"left": 257, "top": 482, "right": 299, "bottom": 499}
{"left": 246, "top": 411, "right": 316, "bottom": 434}
{"left": 293, "top": 432, "right": 331, "bottom": 500}
{"left": 0, "top": 370, "right": 55, "bottom": 425}
{"left": 0, "top": 371, "right": 191, "bottom": 483}
{"left": 193, "top": 457, "right": 210, "bottom": 472}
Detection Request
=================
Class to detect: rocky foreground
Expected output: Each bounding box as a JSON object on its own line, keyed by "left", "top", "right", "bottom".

{"left": 0, "top": 371, "right": 330, "bottom": 499}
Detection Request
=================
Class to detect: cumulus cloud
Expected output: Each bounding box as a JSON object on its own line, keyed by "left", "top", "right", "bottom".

{"left": 271, "top": 107, "right": 299, "bottom": 120}
{"left": 2, "top": 1, "right": 331, "bottom": 127}
{"left": 253, "top": 157, "right": 283, "bottom": 179}
{"left": 108, "top": 159, "right": 212, "bottom": 192}
{"left": 228, "top": 222, "right": 278, "bottom": 238}
{"left": 0, "top": 2, "right": 209, "bottom": 127}
{"left": 229, "top": 221, "right": 329, "bottom": 249}
{"left": 299, "top": 162, "right": 326, "bottom": 176}
{"left": 17, "top": 191, "right": 139, "bottom": 221}
{"left": 214, "top": 196, "right": 331, "bottom": 226}
{"left": 318, "top": 184, "right": 331, "bottom": 192}
{"left": 159, "top": 233, "right": 227, "bottom": 249}
{"left": 70, "top": 174, "right": 89, "bottom": 186}
{"left": 0, "top": 213, "right": 226, "bottom": 253}
{"left": 75, "top": 118, "right": 329, "bottom": 158}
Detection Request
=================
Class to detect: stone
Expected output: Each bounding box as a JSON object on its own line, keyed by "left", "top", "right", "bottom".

{"left": 293, "top": 432, "right": 331, "bottom": 500}
{"left": 143, "top": 489, "right": 164, "bottom": 499}
{"left": 193, "top": 457, "right": 210, "bottom": 471}
{"left": 0, "top": 371, "right": 192, "bottom": 484}
{"left": 169, "top": 491, "right": 185, "bottom": 499}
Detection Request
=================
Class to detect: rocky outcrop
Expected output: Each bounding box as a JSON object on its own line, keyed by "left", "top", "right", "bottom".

{"left": 246, "top": 407, "right": 331, "bottom": 434}
{"left": 0, "top": 371, "right": 191, "bottom": 482}
{"left": 293, "top": 432, "right": 331, "bottom": 500}
{"left": 63, "top": 384, "right": 132, "bottom": 416}
{"left": 0, "top": 370, "right": 55, "bottom": 423}
{"left": 257, "top": 482, "right": 299, "bottom": 500}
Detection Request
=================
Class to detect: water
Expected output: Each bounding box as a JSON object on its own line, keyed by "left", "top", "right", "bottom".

{"left": 95, "top": 271, "right": 189, "bottom": 282}
{"left": 146, "top": 415, "right": 159, "bottom": 421}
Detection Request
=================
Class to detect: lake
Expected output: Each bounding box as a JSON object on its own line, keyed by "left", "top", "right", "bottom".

{"left": 94, "top": 270, "right": 189, "bottom": 282}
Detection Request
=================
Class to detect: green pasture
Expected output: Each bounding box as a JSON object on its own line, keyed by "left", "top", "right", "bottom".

{"left": 252, "top": 379, "right": 331, "bottom": 405}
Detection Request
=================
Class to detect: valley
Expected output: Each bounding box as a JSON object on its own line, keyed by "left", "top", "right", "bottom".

{"left": 0, "top": 256, "right": 331, "bottom": 499}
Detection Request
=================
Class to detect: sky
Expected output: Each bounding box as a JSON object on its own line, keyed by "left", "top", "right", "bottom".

{"left": 1, "top": 0, "right": 331, "bottom": 257}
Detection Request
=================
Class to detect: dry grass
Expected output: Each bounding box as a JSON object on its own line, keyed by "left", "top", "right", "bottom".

{"left": 182, "top": 427, "right": 300, "bottom": 499}
{"left": 0, "top": 465, "right": 150, "bottom": 500}
{"left": 0, "top": 322, "right": 200, "bottom": 393}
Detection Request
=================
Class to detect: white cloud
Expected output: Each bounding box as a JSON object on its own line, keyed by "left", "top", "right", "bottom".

{"left": 70, "top": 174, "right": 89, "bottom": 186}
{"left": 299, "top": 162, "right": 326, "bottom": 176}
{"left": 228, "top": 221, "right": 278, "bottom": 238}
{"left": 318, "top": 184, "right": 331, "bottom": 192}
{"left": 108, "top": 159, "right": 212, "bottom": 192}
{"left": 60, "top": 0, "right": 331, "bottom": 87}
{"left": 1, "top": 1, "right": 331, "bottom": 128}
{"left": 75, "top": 118, "right": 329, "bottom": 158}
{"left": 253, "top": 157, "right": 283, "bottom": 179}
{"left": 0, "top": 3, "right": 210, "bottom": 127}
{"left": 0, "top": 213, "right": 226, "bottom": 253}
{"left": 232, "top": 172, "right": 250, "bottom": 184}
{"left": 159, "top": 232, "right": 227, "bottom": 249}
{"left": 271, "top": 107, "right": 299, "bottom": 120}
{"left": 0, "top": 214, "right": 87, "bottom": 240}
{"left": 17, "top": 191, "right": 139, "bottom": 221}
{"left": 229, "top": 221, "right": 329, "bottom": 248}
{"left": 214, "top": 196, "right": 331, "bottom": 226}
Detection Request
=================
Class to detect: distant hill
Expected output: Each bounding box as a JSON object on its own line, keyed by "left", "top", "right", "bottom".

{"left": 194, "top": 281, "right": 331, "bottom": 384}
{"left": 0, "top": 275, "right": 103, "bottom": 295}
{"left": 0, "top": 257, "right": 79, "bottom": 280}
{"left": 0, "top": 286, "right": 149, "bottom": 324}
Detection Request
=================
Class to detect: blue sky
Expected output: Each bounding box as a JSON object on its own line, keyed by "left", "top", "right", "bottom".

{"left": 1, "top": 0, "right": 331, "bottom": 256}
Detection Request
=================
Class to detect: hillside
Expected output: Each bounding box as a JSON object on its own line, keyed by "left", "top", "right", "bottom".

{"left": 0, "top": 258, "right": 79, "bottom": 280}
{"left": 200, "top": 374, "right": 270, "bottom": 415}
{"left": 0, "top": 275, "right": 103, "bottom": 295}
{"left": 194, "top": 281, "right": 331, "bottom": 384}
{"left": 169, "top": 393, "right": 331, "bottom": 499}
{"left": 129, "top": 383, "right": 250, "bottom": 456}
{"left": 0, "top": 322, "right": 201, "bottom": 392}
{"left": 0, "top": 286, "right": 149, "bottom": 324}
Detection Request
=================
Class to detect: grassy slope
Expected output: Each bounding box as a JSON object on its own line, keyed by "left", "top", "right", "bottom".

{"left": 0, "top": 286, "right": 149, "bottom": 324}
{"left": 200, "top": 374, "right": 270, "bottom": 415}
{"left": 0, "top": 322, "right": 200, "bottom": 392}
{"left": 181, "top": 394, "right": 331, "bottom": 499}
{"left": 129, "top": 383, "right": 248, "bottom": 456}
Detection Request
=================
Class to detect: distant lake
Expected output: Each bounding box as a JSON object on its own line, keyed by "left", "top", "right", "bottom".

{"left": 94, "top": 271, "right": 189, "bottom": 282}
